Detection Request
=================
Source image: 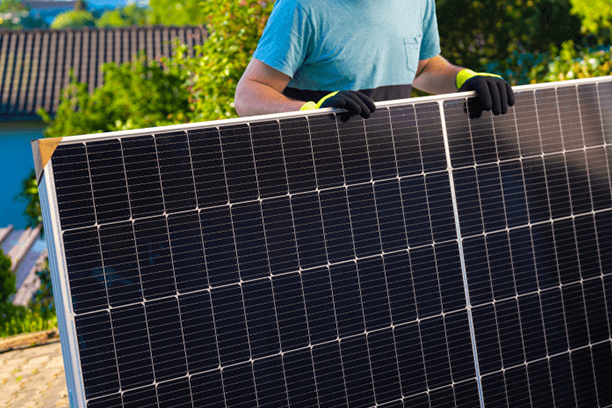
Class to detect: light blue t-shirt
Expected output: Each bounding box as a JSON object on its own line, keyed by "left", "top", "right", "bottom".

{"left": 253, "top": 0, "right": 441, "bottom": 99}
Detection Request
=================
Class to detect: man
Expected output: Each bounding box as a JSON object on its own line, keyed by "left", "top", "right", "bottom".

{"left": 235, "top": 0, "right": 514, "bottom": 119}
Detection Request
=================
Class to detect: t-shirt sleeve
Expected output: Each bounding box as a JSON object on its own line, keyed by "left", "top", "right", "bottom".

{"left": 419, "top": 0, "right": 441, "bottom": 60}
{"left": 253, "top": 0, "right": 312, "bottom": 78}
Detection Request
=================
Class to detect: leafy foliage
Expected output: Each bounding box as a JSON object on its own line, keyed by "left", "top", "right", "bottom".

{"left": 0, "top": 0, "right": 46, "bottom": 29}
{"left": 570, "top": 0, "right": 612, "bottom": 38}
{"left": 529, "top": 42, "right": 612, "bottom": 83}
{"left": 147, "top": 0, "right": 208, "bottom": 26}
{"left": 96, "top": 4, "right": 149, "bottom": 28}
{"left": 18, "top": 171, "right": 42, "bottom": 230}
{"left": 50, "top": 10, "right": 96, "bottom": 29}
{"left": 0, "top": 250, "right": 14, "bottom": 305}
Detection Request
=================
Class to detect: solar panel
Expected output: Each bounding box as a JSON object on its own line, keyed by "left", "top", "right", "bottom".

{"left": 34, "top": 76, "right": 612, "bottom": 408}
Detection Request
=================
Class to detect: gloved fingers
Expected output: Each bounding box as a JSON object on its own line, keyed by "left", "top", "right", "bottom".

{"left": 496, "top": 79, "right": 510, "bottom": 115}
{"left": 336, "top": 94, "right": 364, "bottom": 117}
{"left": 342, "top": 91, "right": 374, "bottom": 119}
{"left": 469, "top": 79, "right": 493, "bottom": 112}
{"left": 488, "top": 80, "right": 503, "bottom": 115}
{"left": 351, "top": 91, "right": 377, "bottom": 115}
{"left": 506, "top": 81, "right": 515, "bottom": 107}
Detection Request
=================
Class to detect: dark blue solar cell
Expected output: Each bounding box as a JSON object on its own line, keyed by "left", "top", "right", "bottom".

{"left": 347, "top": 183, "right": 382, "bottom": 257}
{"left": 445, "top": 311, "right": 477, "bottom": 382}
{"left": 410, "top": 245, "right": 442, "bottom": 318}
{"left": 553, "top": 218, "right": 581, "bottom": 285}
{"left": 515, "top": 90, "right": 542, "bottom": 156}
{"left": 509, "top": 227, "right": 538, "bottom": 295}
{"left": 477, "top": 163, "right": 506, "bottom": 232}
{"left": 290, "top": 192, "right": 327, "bottom": 269}
{"left": 365, "top": 107, "right": 397, "bottom": 180}
{"left": 357, "top": 257, "right": 391, "bottom": 331}
{"left": 469, "top": 109, "right": 498, "bottom": 164}
{"left": 122, "top": 385, "right": 158, "bottom": 408}
{"left": 505, "top": 366, "right": 531, "bottom": 407}
{"left": 496, "top": 298, "right": 525, "bottom": 368}
{"left": 482, "top": 372, "right": 508, "bottom": 407}
{"left": 572, "top": 347, "right": 598, "bottom": 407}
{"left": 133, "top": 216, "right": 176, "bottom": 299}
{"left": 463, "top": 236, "right": 494, "bottom": 306}
{"left": 178, "top": 291, "right": 219, "bottom": 373}
{"left": 211, "top": 284, "right": 250, "bottom": 365}
{"left": 312, "top": 342, "right": 347, "bottom": 408}
{"left": 531, "top": 223, "right": 560, "bottom": 289}
{"left": 308, "top": 113, "right": 344, "bottom": 188}
{"left": 566, "top": 150, "right": 593, "bottom": 215}
{"left": 301, "top": 266, "right": 338, "bottom": 344}
{"left": 145, "top": 297, "right": 187, "bottom": 381}
{"left": 111, "top": 304, "right": 153, "bottom": 390}
{"left": 417, "top": 102, "right": 447, "bottom": 172}
{"left": 574, "top": 214, "right": 601, "bottom": 280}
{"left": 250, "top": 120, "right": 288, "bottom": 198}
{"left": 340, "top": 335, "right": 376, "bottom": 408}
{"left": 578, "top": 84, "right": 605, "bottom": 147}
{"left": 63, "top": 227, "right": 106, "bottom": 313}
{"left": 592, "top": 342, "right": 612, "bottom": 407}
{"left": 280, "top": 117, "right": 317, "bottom": 194}
{"left": 472, "top": 305, "right": 502, "bottom": 375}
{"left": 596, "top": 210, "right": 612, "bottom": 276}
{"left": 426, "top": 172, "right": 456, "bottom": 243}
{"left": 200, "top": 206, "right": 240, "bottom": 286}
{"left": 444, "top": 98, "right": 474, "bottom": 169}
{"left": 52, "top": 143, "right": 96, "bottom": 229}
{"left": 273, "top": 272, "right": 309, "bottom": 351}
{"left": 400, "top": 175, "right": 433, "bottom": 248}
{"left": 518, "top": 294, "right": 546, "bottom": 362}
{"left": 219, "top": 124, "right": 258, "bottom": 202}
{"left": 253, "top": 355, "right": 289, "bottom": 408}
{"left": 87, "top": 394, "right": 122, "bottom": 408}
{"left": 337, "top": 115, "right": 371, "bottom": 184}
{"left": 188, "top": 127, "right": 228, "bottom": 208}
{"left": 562, "top": 283, "right": 589, "bottom": 350}
{"left": 167, "top": 211, "right": 208, "bottom": 292}
{"left": 389, "top": 104, "right": 423, "bottom": 177}
{"left": 86, "top": 139, "right": 130, "bottom": 224}
{"left": 374, "top": 180, "right": 409, "bottom": 252}
{"left": 319, "top": 188, "right": 355, "bottom": 263}
{"left": 403, "top": 393, "right": 430, "bottom": 407}
{"left": 527, "top": 360, "right": 554, "bottom": 407}
{"left": 453, "top": 167, "right": 484, "bottom": 237}
{"left": 436, "top": 242, "right": 466, "bottom": 312}
{"left": 586, "top": 147, "right": 612, "bottom": 211}
{"left": 394, "top": 322, "right": 427, "bottom": 397}
{"left": 598, "top": 81, "right": 612, "bottom": 143}
{"left": 453, "top": 380, "right": 481, "bottom": 408}
{"left": 261, "top": 197, "right": 299, "bottom": 274}
{"left": 522, "top": 156, "right": 551, "bottom": 223}
{"left": 558, "top": 86, "right": 584, "bottom": 151}
{"left": 420, "top": 315, "right": 452, "bottom": 389}
{"left": 535, "top": 88, "right": 563, "bottom": 154}
{"left": 499, "top": 160, "right": 529, "bottom": 228}
{"left": 242, "top": 279, "right": 281, "bottom": 358}
{"left": 121, "top": 136, "right": 164, "bottom": 218}
{"left": 222, "top": 363, "right": 257, "bottom": 408}
{"left": 540, "top": 287, "right": 569, "bottom": 355}
{"left": 99, "top": 222, "right": 142, "bottom": 306}
{"left": 583, "top": 278, "right": 609, "bottom": 344}
{"left": 545, "top": 154, "right": 572, "bottom": 220}
{"left": 231, "top": 201, "right": 269, "bottom": 280}
{"left": 550, "top": 354, "right": 577, "bottom": 406}
{"left": 74, "top": 312, "right": 119, "bottom": 398}
{"left": 157, "top": 377, "right": 193, "bottom": 408}
{"left": 330, "top": 262, "right": 365, "bottom": 337}
{"left": 492, "top": 104, "right": 521, "bottom": 161}
{"left": 366, "top": 329, "right": 402, "bottom": 404}
{"left": 283, "top": 349, "right": 319, "bottom": 408}
{"left": 383, "top": 251, "right": 417, "bottom": 325}
{"left": 155, "top": 131, "right": 197, "bottom": 212}
{"left": 428, "top": 386, "right": 455, "bottom": 408}
{"left": 190, "top": 370, "right": 225, "bottom": 408}
{"left": 486, "top": 231, "right": 515, "bottom": 300}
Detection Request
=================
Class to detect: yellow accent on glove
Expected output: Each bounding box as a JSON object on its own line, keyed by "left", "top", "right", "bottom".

{"left": 456, "top": 69, "right": 502, "bottom": 90}
{"left": 300, "top": 91, "right": 340, "bottom": 111}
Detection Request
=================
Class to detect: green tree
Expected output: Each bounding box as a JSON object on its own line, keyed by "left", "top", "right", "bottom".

{"left": 0, "top": 0, "right": 46, "bottom": 29}
{"left": 0, "top": 250, "right": 14, "bottom": 305}
{"left": 148, "top": 0, "right": 208, "bottom": 26}
{"left": 571, "top": 0, "right": 612, "bottom": 38}
{"left": 50, "top": 10, "right": 95, "bottom": 29}
{"left": 96, "top": 4, "right": 149, "bottom": 28}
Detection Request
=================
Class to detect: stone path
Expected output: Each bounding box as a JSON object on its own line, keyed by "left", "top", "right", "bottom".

{"left": 0, "top": 341, "right": 68, "bottom": 408}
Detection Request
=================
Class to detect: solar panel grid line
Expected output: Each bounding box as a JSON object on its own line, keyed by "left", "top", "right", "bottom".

{"left": 37, "top": 76, "right": 612, "bottom": 408}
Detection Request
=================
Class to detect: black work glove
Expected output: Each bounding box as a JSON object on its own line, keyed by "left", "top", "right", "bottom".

{"left": 457, "top": 69, "right": 515, "bottom": 116}
{"left": 301, "top": 90, "right": 376, "bottom": 119}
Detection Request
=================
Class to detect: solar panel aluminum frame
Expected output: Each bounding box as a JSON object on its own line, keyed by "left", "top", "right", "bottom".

{"left": 34, "top": 75, "right": 612, "bottom": 408}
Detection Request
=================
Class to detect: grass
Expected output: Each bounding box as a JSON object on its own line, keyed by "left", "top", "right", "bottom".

{"left": 0, "top": 305, "right": 57, "bottom": 338}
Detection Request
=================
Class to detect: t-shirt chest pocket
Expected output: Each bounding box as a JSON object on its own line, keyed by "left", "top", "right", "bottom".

{"left": 404, "top": 35, "right": 423, "bottom": 75}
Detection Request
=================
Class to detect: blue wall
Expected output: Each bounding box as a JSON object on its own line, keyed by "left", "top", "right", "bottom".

{"left": 0, "top": 121, "right": 46, "bottom": 229}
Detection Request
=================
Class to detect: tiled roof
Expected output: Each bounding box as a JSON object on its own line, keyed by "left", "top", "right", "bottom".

{"left": 0, "top": 25, "right": 207, "bottom": 119}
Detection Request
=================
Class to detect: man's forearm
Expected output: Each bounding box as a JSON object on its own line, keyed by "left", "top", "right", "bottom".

{"left": 234, "top": 78, "right": 304, "bottom": 117}
{"left": 412, "top": 55, "right": 463, "bottom": 95}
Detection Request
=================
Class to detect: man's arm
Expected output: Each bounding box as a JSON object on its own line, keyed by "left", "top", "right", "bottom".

{"left": 412, "top": 55, "right": 463, "bottom": 95}
{"left": 234, "top": 58, "right": 304, "bottom": 117}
